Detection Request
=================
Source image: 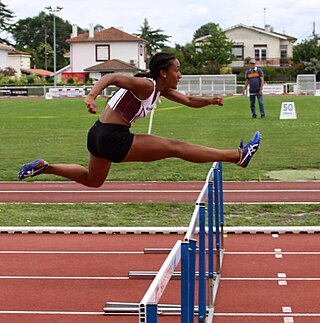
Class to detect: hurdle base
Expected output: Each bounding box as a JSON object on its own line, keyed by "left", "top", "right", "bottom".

{"left": 128, "top": 270, "right": 219, "bottom": 279}
{"left": 104, "top": 302, "right": 207, "bottom": 316}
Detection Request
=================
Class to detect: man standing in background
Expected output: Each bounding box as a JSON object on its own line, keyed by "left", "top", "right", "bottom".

{"left": 242, "top": 59, "right": 265, "bottom": 119}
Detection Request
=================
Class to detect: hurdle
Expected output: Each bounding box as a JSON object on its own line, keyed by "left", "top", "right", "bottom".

{"left": 104, "top": 161, "right": 225, "bottom": 322}
{"left": 182, "top": 161, "right": 224, "bottom": 322}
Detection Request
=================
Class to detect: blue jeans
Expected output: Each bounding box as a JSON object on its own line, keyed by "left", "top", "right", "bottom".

{"left": 249, "top": 93, "right": 265, "bottom": 117}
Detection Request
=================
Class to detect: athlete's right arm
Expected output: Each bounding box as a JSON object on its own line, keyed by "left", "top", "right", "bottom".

{"left": 85, "top": 75, "right": 154, "bottom": 114}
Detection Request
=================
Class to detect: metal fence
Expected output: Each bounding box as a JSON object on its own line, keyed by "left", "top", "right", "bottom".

{"left": 1, "top": 80, "right": 320, "bottom": 98}
{"left": 177, "top": 75, "right": 237, "bottom": 96}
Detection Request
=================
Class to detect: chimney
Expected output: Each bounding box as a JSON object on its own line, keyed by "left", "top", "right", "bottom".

{"left": 89, "top": 23, "right": 94, "bottom": 38}
{"left": 72, "top": 24, "right": 78, "bottom": 37}
{"left": 264, "top": 24, "right": 273, "bottom": 33}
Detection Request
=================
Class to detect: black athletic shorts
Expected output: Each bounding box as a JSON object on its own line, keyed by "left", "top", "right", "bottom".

{"left": 87, "top": 120, "right": 134, "bottom": 163}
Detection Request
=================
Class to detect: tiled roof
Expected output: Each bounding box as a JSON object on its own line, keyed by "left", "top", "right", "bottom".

{"left": 84, "top": 59, "right": 138, "bottom": 72}
{"left": 66, "top": 27, "right": 148, "bottom": 43}
{"left": 21, "top": 69, "right": 53, "bottom": 77}
{"left": 0, "top": 43, "right": 14, "bottom": 51}
{"left": 9, "top": 49, "right": 31, "bottom": 56}
{"left": 224, "top": 23, "right": 297, "bottom": 41}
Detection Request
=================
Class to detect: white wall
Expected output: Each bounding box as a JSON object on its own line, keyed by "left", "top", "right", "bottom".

{"left": 0, "top": 50, "right": 9, "bottom": 69}
{"left": 8, "top": 55, "right": 31, "bottom": 77}
{"left": 70, "top": 42, "right": 146, "bottom": 72}
{"left": 225, "top": 27, "right": 281, "bottom": 59}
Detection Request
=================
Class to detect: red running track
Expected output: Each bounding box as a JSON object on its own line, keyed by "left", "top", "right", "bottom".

{"left": 214, "top": 233, "right": 320, "bottom": 322}
{"left": 0, "top": 181, "right": 319, "bottom": 322}
{"left": 1, "top": 180, "right": 320, "bottom": 203}
{"left": 0, "top": 233, "right": 319, "bottom": 322}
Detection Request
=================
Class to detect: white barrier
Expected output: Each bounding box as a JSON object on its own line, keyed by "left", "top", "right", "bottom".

{"left": 263, "top": 84, "right": 284, "bottom": 95}
{"left": 48, "top": 87, "right": 85, "bottom": 98}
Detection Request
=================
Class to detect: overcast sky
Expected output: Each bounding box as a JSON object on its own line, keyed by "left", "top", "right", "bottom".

{"left": 3, "top": 0, "right": 320, "bottom": 44}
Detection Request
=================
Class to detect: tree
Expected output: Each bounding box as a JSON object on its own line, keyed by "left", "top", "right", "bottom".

{"left": 193, "top": 23, "right": 234, "bottom": 74}
{"left": 193, "top": 22, "right": 218, "bottom": 40}
{"left": 10, "top": 11, "right": 82, "bottom": 70}
{"left": 135, "top": 18, "right": 171, "bottom": 65}
{"left": 304, "top": 58, "right": 320, "bottom": 77}
{"left": 94, "top": 24, "right": 104, "bottom": 32}
{"left": 293, "top": 39, "right": 320, "bottom": 63}
{"left": 82, "top": 24, "right": 105, "bottom": 32}
{"left": 0, "top": 1, "right": 15, "bottom": 44}
{"left": 162, "top": 44, "right": 198, "bottom": 74}
{"left": 293, "top": 39, "right": 320, "bottom": 78}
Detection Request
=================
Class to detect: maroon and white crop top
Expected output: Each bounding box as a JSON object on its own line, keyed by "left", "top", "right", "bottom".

{"left": 107, "top": 78, "right": 160, "bottom": 123}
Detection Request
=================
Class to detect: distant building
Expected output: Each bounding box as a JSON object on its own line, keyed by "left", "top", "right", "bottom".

{"left": 63, "top": 25, "right": 148, "bottom": 82}
{"left": 195, "top": 23, "right": 297, "bottom": 69}
{"left": 0, "top": 43, "right": 15, "bottom": 70}
{"left": 21, "top": 68, "right": 53, "bottom": 79}
{"left": 8, "top": 49, "right": 32, "bottom": 77}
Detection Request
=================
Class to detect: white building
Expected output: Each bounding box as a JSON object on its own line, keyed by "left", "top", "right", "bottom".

{"left": 195, "top": 23, "right": 297, "bottom": 68}
{"left": 225, "top": 24, "right": 297, "bottom": 68}
{"left": 0, "top": 43, "right": 15, "bottom": 70}
{"left": 8, "top": 49, "right": 31, "bottom": 77}
{"left": 64, "top": 25, "right": 148, "bottom": 82}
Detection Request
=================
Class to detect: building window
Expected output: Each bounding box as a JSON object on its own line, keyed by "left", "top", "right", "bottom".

{"left": 254, "top": 46, "right": 267, "bottom": 61}
{"left": 232, "top": 46, "right": 244, "bottom": 60}
{"left": 96, "top": 45, "right": 110, "bottom": 61}
{"left": 280, "top": 45, "right": 288, "bottom": 58}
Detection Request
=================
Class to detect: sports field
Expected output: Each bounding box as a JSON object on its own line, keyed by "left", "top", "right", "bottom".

{"left": 0, "top": 95, "right": 319, "bottom": 181}
{"left": 0, "top": 95, "right": 319, "bottom": 227}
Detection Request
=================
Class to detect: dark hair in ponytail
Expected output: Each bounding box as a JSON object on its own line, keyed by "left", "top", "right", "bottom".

{"left": 134, "top": 52, "right": 176, "bottom": 79}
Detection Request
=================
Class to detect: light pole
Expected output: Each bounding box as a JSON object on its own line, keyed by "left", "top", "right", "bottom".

{"left": 45, "top": 6, "right": 63, "bottom": 87}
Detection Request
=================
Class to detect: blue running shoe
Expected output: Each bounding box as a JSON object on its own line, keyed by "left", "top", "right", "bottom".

{"left": 237, "top": 131, "right": 261, "bottom": 168}
{"left": 18, "top": 159, "right": 48, "bottom": 180}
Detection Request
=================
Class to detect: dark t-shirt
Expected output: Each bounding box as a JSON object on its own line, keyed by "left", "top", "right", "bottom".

{"left": 246, "top": 67, "right": 264, "bottom": 93}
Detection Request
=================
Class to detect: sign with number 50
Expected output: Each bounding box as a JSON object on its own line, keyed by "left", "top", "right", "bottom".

{"left": 280, "top": 102, "right": 297, "bottom": 119}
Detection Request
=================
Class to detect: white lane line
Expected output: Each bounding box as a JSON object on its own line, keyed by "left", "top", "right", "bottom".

{"left": 0, "top": 251, "right": 143, "bottom": 254}
{"left": 278, "top": 273, "right": 287, "bottom": 278}
{"left": 0, "top": 276, "right": 128, "bottom": 280}
{"left": 278, "top": 273, "right": 288, "bottom": 286}
{"left": 282, "top": 307, "right": 294, "bottom": 323}
{"left": 0, "top": 310, "right": 104, "bottom": 315}
{"left": 225, "top": 202, "right": 320, "bottom": 204}
{"left": 1, "top": 189, "right": 319, "bottom": 193}
{"left": 221, "top": 278, "right": 320, "bottom": 281}
{"left": 214, "top": 313, "right": 320, "bottom": 317}
{"left": 275, "top": 248, "right": 283, "bottom": 258}
{"left": 2, "top": 202, "right": 319, "bottom": 205}
{"left": 2, "top": 251, "right": 318, "bottom": 255}
{"left": 0, "top": 311, "right": 318, "bottom": 318}
{"left": 225, "top": 251, "right": 320, "bottom": 255}
{"left": 0, "top": 190, "right": 200, "bottom": 193}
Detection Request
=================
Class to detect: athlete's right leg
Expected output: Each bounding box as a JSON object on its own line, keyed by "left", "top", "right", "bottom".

{"left": 124, "top": 132, "right": 260, "bottom": 168}
{"left": 19, "top": 154, "right": 111, "bottom": 187}
{"left": 124, "top": 134, "right": 240, "bottom": 163}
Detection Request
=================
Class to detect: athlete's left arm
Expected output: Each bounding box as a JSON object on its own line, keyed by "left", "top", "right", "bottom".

{"left": 161, "top": 88, "right": 223, "bottom": 108}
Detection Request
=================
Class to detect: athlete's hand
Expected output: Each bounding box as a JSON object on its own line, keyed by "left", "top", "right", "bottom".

{"left": 85, "top": 94, "right": 97, "bottom": 114}
{"left": 212, "top": 96, "right": 224, "bottom": 106}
